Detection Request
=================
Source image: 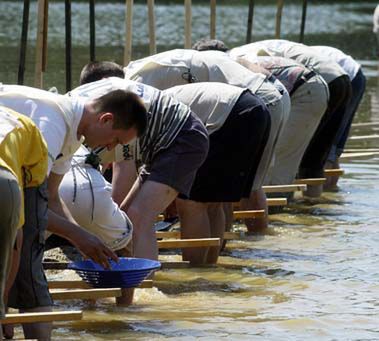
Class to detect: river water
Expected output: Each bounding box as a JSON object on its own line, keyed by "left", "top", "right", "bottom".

{"left": 2, "top": 1, "right": 379, "bottom": 340}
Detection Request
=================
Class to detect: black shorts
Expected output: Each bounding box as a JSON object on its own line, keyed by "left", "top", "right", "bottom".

{"left": 8, "top": 181, "right": 53, "bottom": 310}
{"left": 187, "top": 90, "right": 271, "bottom": 202}
{"left": 140, "top": 112, "right": 209, "bottom": 197}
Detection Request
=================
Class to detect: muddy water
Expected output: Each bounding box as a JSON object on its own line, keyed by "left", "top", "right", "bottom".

{"left": 2, "top": 1, "right": 379, "bottom": 340}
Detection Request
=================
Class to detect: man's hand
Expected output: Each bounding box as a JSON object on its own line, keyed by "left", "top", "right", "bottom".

{"left": 71, "top": 230, "right": 119, "bottom": 269}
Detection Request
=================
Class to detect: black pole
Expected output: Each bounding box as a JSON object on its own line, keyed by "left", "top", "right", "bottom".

{"left": 90, "top": 0, "right": 96, "bottom": 61}
{"left": 18, "top": 0, "right": 30, "bottom": 85}
{"left": 299, "top": 0, "right": 307, "bottom": 43}
{"left": 246, "top": 0, "right": 255, "bottom": 44}
{"left": 65, "top": 0, "right": 72, "bottom": 91}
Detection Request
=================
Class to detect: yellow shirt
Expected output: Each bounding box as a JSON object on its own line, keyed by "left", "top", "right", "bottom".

{"left": 0, "top": 106, "right": 48, "bottom": 228}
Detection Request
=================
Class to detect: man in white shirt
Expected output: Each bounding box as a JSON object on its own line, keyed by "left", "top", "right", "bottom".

{"left": 0, "top": 85, "right": 147, "bottom": 340}
{"left": 229, "top": 40, "right": 352, "bottom": 196}
{"left": 311, "top": 46, "right": 366, "bottom": 188}
{"left": 192, "top": 39, "right": 330, "bottom": 197}
{"left": 163, "top": 82, "right": 270, "bottom": 262}
{"left": 59, "top": 145, "right": 133, "bottom": 251}
{"left": 124, "top": 48, "right": 291, "bottom": 231}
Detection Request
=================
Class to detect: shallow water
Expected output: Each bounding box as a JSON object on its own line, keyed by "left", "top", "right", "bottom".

{"left": 2, "top": 1, "right": 379, "bottom": 340}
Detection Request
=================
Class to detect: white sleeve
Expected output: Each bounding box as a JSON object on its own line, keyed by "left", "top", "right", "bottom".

{"left": 32, "top": 114, "right": 67, "bottom": 175}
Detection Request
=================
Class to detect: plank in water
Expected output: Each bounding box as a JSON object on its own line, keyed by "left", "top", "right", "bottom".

{"left": 349, "top": 134, "right": 379, "bottom": 141}
{"left": 48, "top": 280, "right": 153, "bottom": 289}
{"left": 294, "top": 178, "right": 326, "bottom": 186}
{"left": 263, "top": 184, "right": 306, "bottom": 193}
{"left": 324, "top": 169, "right": 344, "bottom": 177}
{"left": 2, "top": 311, "right": 83, "bottom": 325}
{"left": 156, "top": 231, "right": 242, "bottom": 240}
{"left": 158, "top": 238, "right": 220, "bottom": 249}
{"left": 340, "top": 151, "right": 379, "bottom": 160}
{"left": 50, "top": 288, "right": 122, "bottom": 300}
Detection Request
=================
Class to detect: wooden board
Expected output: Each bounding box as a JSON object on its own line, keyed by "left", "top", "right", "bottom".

{"left": 2, "top": 311, "right": 82, "bottom": 325}
{"left": 48, "top": 280, "right": 153, "bottom": 289}
{"left": 267, "top": 198, "right": 287, "bottom": 206}
{"left": 351, "top": 121, "right": 379, "bottom": 128}
{"left": 50, "top": 288, "right": 121, "bottom": 300}
{"left": 349, "top": 134, "right": 379, "bottom": 141}
{"left": 160, "top": 261, "right": 191, "bottom": 269}
{"left": 324, "top": 169, "right": 344, "bottom": 177}
{"left": 294, "top": 178, "right": 326, "bottom": 185}
{"left": 158, "top": 238, "right": 220, "bottom": 249}
{"left": 156, "top": 231, "right": 242, "bottom": 240}
{"left": 263, "top": 184, "right": 306, "bottom": 193}
{"left": 340, "top": 151, "right": 379, "bottom": 160}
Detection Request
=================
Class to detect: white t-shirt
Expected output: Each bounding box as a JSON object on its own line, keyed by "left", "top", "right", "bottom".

{"left": 163, "top": 82, "right": 246, "bottom": 135}
{"left": 59, "top": 145, "right": 132, "bottom": 251}
{"left": 0, "top": 84, "right": 84, "bottom": 175}
{"left": 68, "top": 77, "right": 191, "bottom": 166}
{"left": 124, "top": 49, "right": 267, "bottom": 96}
{"left": 230, "top": 40, "right": 347, "bottom": 83}
{"left": 311, "top": 46, "right": 361, "bottom": 81}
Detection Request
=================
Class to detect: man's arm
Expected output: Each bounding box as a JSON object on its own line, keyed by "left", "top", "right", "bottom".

{"left": 47, "top": 172, "right": 118, "bottom": 268}
{"left": 112, "top": 159, "right": 138, "bottom": 206}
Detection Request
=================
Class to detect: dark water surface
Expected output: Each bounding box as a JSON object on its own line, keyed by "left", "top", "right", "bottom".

{"left": 2, "top": 1, "right": 379, "bottom": 340}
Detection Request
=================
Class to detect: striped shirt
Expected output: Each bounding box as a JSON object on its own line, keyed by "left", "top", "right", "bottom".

{"left": 67, "top": 77, "right": 191, "bottom": 166}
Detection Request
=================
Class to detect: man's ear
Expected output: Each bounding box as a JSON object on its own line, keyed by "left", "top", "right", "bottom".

{"left": 99, "top": 112, "right": 114, "bottom": 125}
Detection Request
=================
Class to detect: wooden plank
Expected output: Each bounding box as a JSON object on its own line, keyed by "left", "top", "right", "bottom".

{"left": 299, "top": 0, "right": 307, "bottom": 43}
{"left": 50, "top": 288, "right": 121, "bottom": 300}
{"left": 123, "top": 0, "right": 133, "bottom": 65}
{"left": 48, "top": 280, "right": 153, "bottom": 289}
{"left": 263, "top": 184, "right": 307, "bottom": 193}
{"left": 158, "top": 238, "right": 220, "bottom": 249}
{"left": 343, "top": 148, "right": 379, "bottom": 153}
{"left": 351, "top": 121, "right": 379, "bottom": 128}
{"left": 349, "top": 134, "right": 379, "bottom": 141}
{"left": 245, "top": 0, "right": 255, "bottom": 43}
{"left": 156, "top": 231, "right": 242, "bottom": 240}
{"left": 210, "top": 0, "right": 216, "bottom": 39}
{"left": 184, "top": 0, "right": 192, "bottom": 48}
{"left": 17, "top": 0, "right": 31, "bottom": 84}
{"left": 160, "top": 261, "right": 191, "bottom": 269}
{"left": 2, "top": 311, "right": 82, "bottom": 325}
{"left": 267, "top": 198, "right": 287, "bottom": 206}
{"left": 233, "top": 210, "right": 265, "bottom": 219}
{"left": 34, "top": 0, "right": 48, "bottom": 87}
{"left": 275, "top": 0, "right": 284, "bottom": 39}
{"left": 324, "top": 169, "right": 344, "bottom": 177}
{"left": 294, "top": 178, "right": 326, "bottom": 186}
{"left": 340, "top": 151, "right": 379, "bottom": 160}
{"left": 147, "top": 0, "right": 156, "bottom": 54}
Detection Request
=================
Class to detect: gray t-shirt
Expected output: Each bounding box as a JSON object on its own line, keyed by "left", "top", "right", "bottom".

{"left": 124, "top": 49, "right": 274, "bottom": 102}
{"left": 230, "top": 40, "right": 347, "bottom": 83}
{"left": 163, "top": 82, "right": 246, "bottom": 135}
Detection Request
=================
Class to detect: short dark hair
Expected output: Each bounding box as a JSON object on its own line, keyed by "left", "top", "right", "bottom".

{"left": 192, "top": 39, "right": 229, "bottom": 52}
{"left": 93, "top": 89, "right": 147, "bottom": 137}
{"left": 80, "top": 61, "right": 125, "bottom": 85}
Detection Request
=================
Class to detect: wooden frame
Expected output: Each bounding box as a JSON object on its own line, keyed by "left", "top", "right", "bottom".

{"left": 2, "top": 311, "right": 82, "bottom": 325}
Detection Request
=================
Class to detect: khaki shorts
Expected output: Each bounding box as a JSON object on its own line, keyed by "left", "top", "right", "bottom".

{"left": 0, "top": 168, "right": 20, "bottom": 318}
{"left": 8, "top": 181, "right": 53, "bottom": 310}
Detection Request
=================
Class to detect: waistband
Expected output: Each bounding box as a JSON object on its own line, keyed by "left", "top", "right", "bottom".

{"left": 290, "top": 70, "right": 317, "bottom": 96}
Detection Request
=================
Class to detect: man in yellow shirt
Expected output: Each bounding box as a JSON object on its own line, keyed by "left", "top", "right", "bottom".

{"left": 0, "top": 105, "right": 48, "bottom": 340}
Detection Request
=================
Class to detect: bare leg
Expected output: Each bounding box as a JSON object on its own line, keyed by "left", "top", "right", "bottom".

{"left": 122, "top": 180, "right": 178, "bottom": 260}
{"left": 176, "top": 198, "right": 210, "bottom": 265}
{"left": 3, "top": 229, "right": 23, "bottom": 340}
{"left": 206, "top": 203, "right": 225, "bottom": 264}
{"left": 240, "top": 188, "right": 268, "bottom": 234}
{"left": 324, "top": 159, "right": 340, "bottom": 190}
{"left": 21, "top": 306, "right": 53, "bottom": 341}
{"left": 115, "top": 243, "right": 134, "bottom": 306}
